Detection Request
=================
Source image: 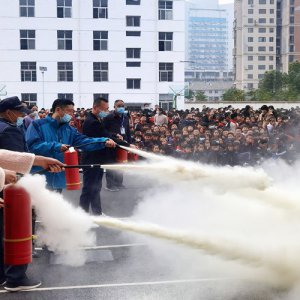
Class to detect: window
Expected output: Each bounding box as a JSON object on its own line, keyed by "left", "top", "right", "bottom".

{"left": 259, "top": 0, "right": 266, "bottom": 3}
{"left": 248, "top": 56, "right": 253, "bottom": 61}
{"left": 269, "top": 46, "right": 274, "bottom": 51}
{"left": 248, "top": 0, "right": 254, "bottom": 4}
{"left": 159, "top": 32, "right": 173, "bottom": 51}
{"left": 93, "top": 31, "right": 108, "bottom": 50}
{"left": 247, "top": 83, "right": 254, "bottom": 89}
{"left": 258, "top": 37, "right": 266, "bottom": 42}
{"left": 259, "top": 18, "right": 266, "bottom": 23}
{"left": 248, "top": 74, "right": 253, "bottom": 79}
{"left": 126, "top": 62, "right": 141, "bottom": 67}
{"left": 58, "top": 93, "right": 73, "bottom": 100}
{"left": 258, "top": 65, "right": 266, "bottom": 70}
{"left": 258, "top": 74, "right": 264, "bottom": 79}
{"left": 159, "top": 63, "right": 173, "bottom": 81}
{"left": 57, "top": 62, "right": 73, "bottom": 81}
{"left": 248, "top": 46, "right": 253, "bottom": 52}
{"left": 258, "top": 56, "right": 266, "bottom": 61}
{"left": 126, "top": 31, "right": 141, "bottom": 36}
{"left": 21, "top": 93, "right": 37, "bottom": 106}
{"left": 126, "top": 48, "right": 141, "bottom": 58}
{"left": 269, "top": 65, "right": 274, "bottom": 70}
{"left": 93, "top": 0, "right": 108, "bottom": 18}
{"left": 269, "top": 28, "right": 274, "bottom": 33}
{"left": 21, "top": 62, "right": 36, "bottom": 81}
{"left": 258, "top": 46, "right": 266, "bottom": 51}
{"left": 57, "top": 30, "right": 72, "bottom": 50}
{"left": 248, "top": 28, "right": 254, "bottom": 33}
{"left": 126, "top": 0, "right": 140, "bottom": 4}
{"left": 270, "top": 9, "right": 274, "bottom": 14}
{"left": 127, "top": 78, "right": 141, "bottom": 89}
{"left": 126, "top": 16, "right": 141, "bottom": 26}
{"left": 258, "top": 28, "right": 266, "bottom": 33}
{"left": 269, "top": 37, "right": 274, "bottom": 42}
{"left": 270, "top": 18, "right": 274, "bottom": 23}
{"left": 248, "top": 37, "right": 253, "bottom": 42}
{"left": 248, "top": 9, "right": 253, "bottom": 14}
{"left": 269, "top": 56, "right": 274, "bottom": 61}
{"left": 57, "top": 0, "right": 72, "bottom": 18}
{"left": 20, "top": 30, "right": 35, "bottom": 50}
{"left": 248, "top": 65, "right": 253, "bottom": 70}
{"left": 93, "top": 62, "right": 108, "bottom": 81}
{"left": 259, "top": 9, "right": 266, "bottom": 14}
{"left": 94, "top": 93, "right": 109, "bottom": 101}
{"left": 159, "top": 1, "right": 173, "bottom": 20}
{"left": 248, "top": 18, "right": 254, "bottom": 23}
{"left": 20, "top": 0, "right": 35, "bottom": 17}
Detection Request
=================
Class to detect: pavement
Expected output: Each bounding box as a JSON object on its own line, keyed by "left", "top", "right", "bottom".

{"left": 0, "top": 174, "right": 283, "bottom": 300}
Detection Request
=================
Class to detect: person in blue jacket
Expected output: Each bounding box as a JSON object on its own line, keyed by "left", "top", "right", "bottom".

{"left": 25, "top": 99, "right": 116, "bottom": 191}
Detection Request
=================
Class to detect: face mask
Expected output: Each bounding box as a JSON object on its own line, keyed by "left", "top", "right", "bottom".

{"left": 61, "top": 113, "right": 72, "bottom": 123}
{"left": 16, "top": 117, "right": 24, "bottom": 127}
{"left": 98, "top": 111, "right": 108, "bottom": 119}
{"left": 117, "top": 107, "right": 125, "bottom": 114}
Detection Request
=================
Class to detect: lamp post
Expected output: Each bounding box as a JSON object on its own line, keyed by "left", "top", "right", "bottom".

{"left": 39, "top": 66, "right": 47, "bottom": 108}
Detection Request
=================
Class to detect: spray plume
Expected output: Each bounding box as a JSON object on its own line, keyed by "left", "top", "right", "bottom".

{"left": 18, "top": 174, "right": 96, "bottom": 266}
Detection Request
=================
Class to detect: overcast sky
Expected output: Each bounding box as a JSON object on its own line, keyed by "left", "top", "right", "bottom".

{"left": 219, "top": 0, "right": 233, "bottom": 4}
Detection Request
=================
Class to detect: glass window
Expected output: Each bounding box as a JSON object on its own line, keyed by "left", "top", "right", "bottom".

{"left": 93, "top": 0, "right": 108, "bottom": 18}
{"left": 126, "top": 0, "right": 140, "bottom": 4}
{"left": 126, "top": 31, "right": 141, "bottom": 36}
{"left": 159, "top": 32, "right": 173, "bottom": 51}
{"left": 57, "top": 30, "right": 72, "bottom": 50}
{"left": 126, "top": 48, "right": 141, "bottom": 58}
{"left": 159, "top": 1, "right": 173, "bottom": 20}
{"left": 57, "top": 0, "right": 72, "bottom": 18}
{"left": 159, "top": 63, "right": 173, "bottom": 81}
{"left": 126, "top": 62, "right": 141, "bottom": 67}
{"left": 19, "top": 0, "right": 35, "bottom": 17}
{"left": 93, "top": 62, "right": 109, "bottom": 81}
{"left": 57, "top": 62, "right": 73, "bottom": 81}
{"left": 21, "top": 61, "right": 36, "bottom": 81}
{"left": 126, "top": 16, "right": 141, "bottom": 26}
{"left": 93, "top": 31, "right": 108, "bottom": 50}
{"left": 127, "top": 78, "right": 141, "bottom": 89}
{"left": 57, "top": 93, "right": 73, "bottom": 100}
{"left": 21, "top": 93, "right": 37, "bottom": 106}
{"left": 20, "top": 30, "right": 35, "bottom": 50}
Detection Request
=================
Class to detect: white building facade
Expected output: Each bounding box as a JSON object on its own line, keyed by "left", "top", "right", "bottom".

{"left": 0, "top": 0, "right": 186, "bottom": 110}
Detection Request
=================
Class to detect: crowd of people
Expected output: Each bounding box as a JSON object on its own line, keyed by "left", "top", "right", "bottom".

{"left": 32, "top": 102, "right": 300, "bottom": 166}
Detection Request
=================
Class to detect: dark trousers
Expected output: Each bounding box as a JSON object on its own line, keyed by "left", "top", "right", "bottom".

{"left": 106, "top": 170, "right": 123, "bottom": 188}
{"left": 79, "top": 167, "right": 104, "bottom": 215}
{"left": 0, "top": 210, "right": 28, "bottom": 283}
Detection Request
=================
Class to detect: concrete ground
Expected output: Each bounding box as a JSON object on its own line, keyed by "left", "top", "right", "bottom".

{"left": 0, "top": 174, "right": 284, "bottom": 300}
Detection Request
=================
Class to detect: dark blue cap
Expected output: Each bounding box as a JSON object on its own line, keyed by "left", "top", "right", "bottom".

{"left": 0, "top": 96, "right": 31, "bottom": 114}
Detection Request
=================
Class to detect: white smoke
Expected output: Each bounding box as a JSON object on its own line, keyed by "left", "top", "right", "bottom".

{"left": 18, "top": 174, "right": 96, "bottom": 266}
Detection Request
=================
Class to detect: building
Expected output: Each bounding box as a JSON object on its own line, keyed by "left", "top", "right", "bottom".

{"left": 233, "top": 0, "right": 300, "bottom": 91}
{"left": 185, "top": 6, "right": 229, "bottom": 81}
{"left": 0, "top": 0, "right": 186, "bottom": 110}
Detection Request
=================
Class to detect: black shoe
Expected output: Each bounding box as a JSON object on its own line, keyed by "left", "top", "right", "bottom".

{"left": 4, "top": 278, "right": 41, "bottom": 292}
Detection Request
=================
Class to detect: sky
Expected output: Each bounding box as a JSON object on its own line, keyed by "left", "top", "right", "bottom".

{"left": 219, "top": 0, "right": 233, "bottom": 3}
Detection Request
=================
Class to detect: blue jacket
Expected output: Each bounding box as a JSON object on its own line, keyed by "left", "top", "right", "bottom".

{"left": 25, "top": 116, "right": 108, "bottom": 189}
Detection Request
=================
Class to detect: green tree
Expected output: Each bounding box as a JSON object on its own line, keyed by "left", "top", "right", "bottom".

{"left": 288, "top": 61, "right": 300, "bottom": 95}
{"left": 194, "top": 91, "right": 207, "bottom": 102}
{"left": 222, "top": 88, "right": 245, "bottom": 102}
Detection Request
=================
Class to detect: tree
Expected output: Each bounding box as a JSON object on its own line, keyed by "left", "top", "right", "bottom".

{"left": 194, "top": 91, "right": 207, "bottom": 102}
{"left": 222, "top": 88, "right": 245, "bottom": 102}
{"left": 288, "top": 61, "right": 300, "bottom": 95}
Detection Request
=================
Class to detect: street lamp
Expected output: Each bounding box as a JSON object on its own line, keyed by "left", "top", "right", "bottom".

{"left": 39, "top": 66, "right": 47, "bottom": 108}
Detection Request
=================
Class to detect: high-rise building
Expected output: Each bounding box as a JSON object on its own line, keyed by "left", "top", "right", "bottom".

{"left": 185, "top": 4, "right": 229, "bottom": 82}
{"left": 234, "top": 0, "right": 300, "bottom": 91}
{"left": 0, "top": 0, "right": 186, "bottom": 110}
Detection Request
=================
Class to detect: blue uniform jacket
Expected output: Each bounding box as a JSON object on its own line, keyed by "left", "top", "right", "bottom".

{"left": 25, "top": 115, "right": 108, "bottom": 189}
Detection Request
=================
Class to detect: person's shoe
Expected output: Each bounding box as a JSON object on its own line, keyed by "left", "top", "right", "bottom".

{"left": 4, "top": 278, "right": 41, "bottom": 292}
{"left": 0, "top": 279, "right": 6, "bottom": 286}
{"left": 104, "top": 187, "right": 119, "bottom": 192}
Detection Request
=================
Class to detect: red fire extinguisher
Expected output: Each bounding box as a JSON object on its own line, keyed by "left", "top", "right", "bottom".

{"left": 116, "top": 147, "right": 128, "bottom": 163}
{"left": 128, "top": 152, "right": 139, "bottom": 162}
{"left": 64, "top": 149, "right": 81, "bottom": 190}
{"left": 4, "top": 184, "right": 32, "bottom": 265}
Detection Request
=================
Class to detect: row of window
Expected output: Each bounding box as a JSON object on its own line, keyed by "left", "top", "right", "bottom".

{"left": 248, "top": 0, "right": 275, "bottom": 4}
{"left": 20, "top": 0, "right": 173, "bottom": 20}
{"left": 19, "top": 30, "right": 173, "bottom": 51}
{"left": 247, "top": 55, "right": 274, "bottom": 61}
{"left": 20, "top": 62, "right": 175, "bottom": 84}
{"left": 247, "top": 46, "right": 274, "bottom": 52}
{"left": 248, "top": 27, "right": 274, "bottom": 33}
{"left": 248, "top": 8, "right": 274, "bottom": 14}
{"left": 248, "top": 18, "right": 275, "bottom": 24}
{"left": 20, "top": 93, "right": 110, "bottom": 105}
{"left": 246, "top": 64, "right": 274, "bottom": 71}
